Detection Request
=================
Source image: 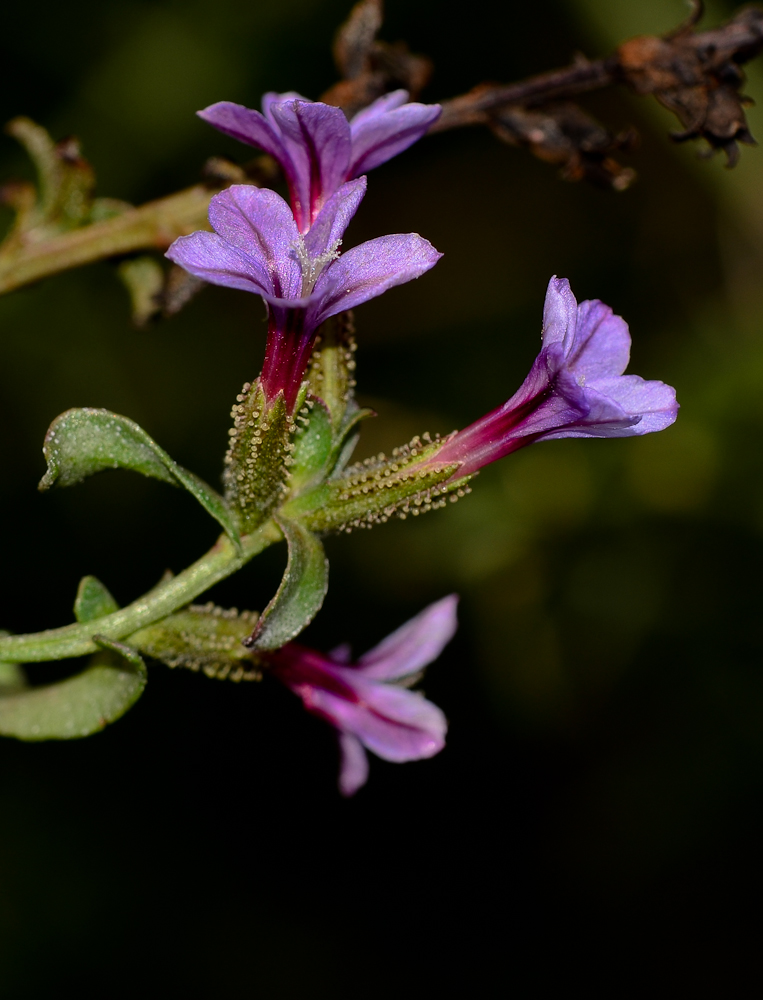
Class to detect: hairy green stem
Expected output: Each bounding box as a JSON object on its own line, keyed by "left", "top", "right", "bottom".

{"left": 0, "top": 184, "right": 215, "bottom": 295}
{"left": 0, "top": 520, "right": 282, "bottom": 663}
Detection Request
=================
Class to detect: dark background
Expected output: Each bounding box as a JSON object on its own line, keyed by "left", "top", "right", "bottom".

{"left": 1, "top": 0, "right": 762, "bottom": 992}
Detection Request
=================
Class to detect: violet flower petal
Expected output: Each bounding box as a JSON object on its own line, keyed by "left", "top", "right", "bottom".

{"left": 541, "top": 374, "right": 678, "bottom": 439}
{"left": 270, "top": 100, "right": 352, "bottom": 227}
{"left": 541, "top": 275, "right": 579, "bottom": 355}
{"left": 566, "top": 298, "right": 631, "bottom": 380}
{"left": 165, "top": 231, "right": 274, "bottom": 296}
{"left": 338, "top": 731, "right": 369, "bottom": 796}
{"left": 261, "top": 90, "right": 308, "bottom": 122}
{"left": 348, "top": 89, "right": 442, "bottom": 176}
{"left": 207, "top": 185, "right": 302, "bottom": 298}
{"left": 311, "top": 233, "right": 442, "bottom": 325}
{"left": 198, "top": 101, "right": 288, "bottom": 164}
{"left": 303, "top": 177, "right": 367, "bottom": 259}
{"left": 358, "top": 594, "right": 459, "bottom": 680}
{"left": 308, "top": 679, "right": 447, "bottom": 763}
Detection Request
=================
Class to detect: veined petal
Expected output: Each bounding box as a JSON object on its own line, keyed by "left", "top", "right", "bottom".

{"left": 311, "top": 233, "right": 442, "bottom": 324}
{"left": 207, "top": 186, "right": 302, "bottom": 298}
{"left": 358, "top": 595, "right": 459, "bottom": 680}
{"left": 566, "top": 299, "right": 631, "bottom": 380}
{"left": 309, "top": 680, "right": 447, "bottom": 763}
{"left": 348, "top": 91, "right": 442, "bottom": 176}
{"left": 577, "top": 375, "right": 677, "bottom": 435}
{"left": 198, "top": 101, "right": 288, "bottom": 164}
{"left": 165, "top": 231, "right": 273, "bottom": 296}
{"left": 304, "top": 178, "right": 367, "bottom": 258}
{"left": 338, "top": 731, "right": 369, "bottom": 796}
{"left": 261, "top": 90, "right": 309, "bottom": 122}
{"left": 270, "top": 100, "right": 352, "bottom": 227}
{"left": 542, "top": 275, "right": 578, "bottom": 353}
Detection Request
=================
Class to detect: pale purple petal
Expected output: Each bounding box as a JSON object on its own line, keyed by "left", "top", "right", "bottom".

{"left": 542, "top": 374, "right": 678, "bottom": 439}
{"left": 338, "top": 731, "right": 369, "bottom": 796}
{"left": 303, "top": 177, "right": 367, "bottom": 258}
{"left": 166, "top": 231, "right": 274, "bottom": 296}
{"left": 261, "top": 90, "right": 308, "bottom": 122}
{"left": 348, "top": 90, "right": 442, "bottom": 176}
{"left": 358, "top": 595, "right": 459, "bottom": 680}
{"left": 207, "top": 185, "right": 302, "bottom": 298}
{"left": 198, "top": 101, "right": 288, "bottom": 163}
{"left": 270, "top": 101, "right": 352, "bottom": 226}
{"left": 541, "top": 276, "right": 578, "bottom": 353}
{"left": 309, "top": 680, "right": 447, "bottom": 762}
{"left": 311, "top": 233, "right": 442, "bottom": 324}
{"left": 329, "top": 643, "right": 353, "bottom": 664}
{"left": 566, "top": 299, "right": 631, "bottom": 380}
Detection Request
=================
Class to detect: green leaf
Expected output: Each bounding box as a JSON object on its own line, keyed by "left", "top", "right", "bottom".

{"left": 306, "top": 312, "right": 357, "bottom": 432}
{"left": 247, "top": 516, "right": 328, "bottom": 651}
{"left": 129, "top": 604, "right": 261, "bottom": 681}
{"left": 39, "top": 408, "right": 241, "bottom": 550}
{"left": 74, "top": 575, "right": 119, "bottom": 623}
{"left": 0, "top": 662, "right": 27, "bottom": 691}
{"left": 0, "top": 643, "right": 146, "bottom": 741}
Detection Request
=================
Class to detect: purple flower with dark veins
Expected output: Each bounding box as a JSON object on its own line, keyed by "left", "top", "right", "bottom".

{"left": 198, "top": 90, "right": 441, "bottom": 232}
{"left": 264, "top": 595, "right": 457, "bottom": 796}
{"left": 166, "top": 178, "right": 441, "bottom": 411}
{"left": 433, "top": 277, "right": 679, "bottom": 477}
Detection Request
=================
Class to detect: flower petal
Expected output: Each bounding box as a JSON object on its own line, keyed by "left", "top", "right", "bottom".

{"left": 198, "top": 101, "right": 288, "bottom": 163}
{"left": 270, "top": 100, "right": 352, "bottom": 226}
{"left": 541, "top": 275, "right": 578, "bottom": 354}
{"left": 166, "top": 231, "right": 273, "bottom": 296}
{"left": 566, "top": 299, "right": 631, "bottom": 381}
{"left": 337, "top": 731, "right": 369, "bottom": 796}
{"left": 348, "top": 91, "right": 442, "bottom": 176}
{"left": 207, "top": 185, "right": 302, "bottom": 298}
{"left": 311, "top": 233, "right": 442, "bottom": 325}
{"left": 567, "top": 375, "right": 678, "bottom": 437}
{"left": 309, "top": 680, "right": 447, "bottom": 763}
{"left": 303, "top": 177, "right": 367, "bottom": 259}
{"left": 358, "top": 595, "right": 459, "bottom": 680}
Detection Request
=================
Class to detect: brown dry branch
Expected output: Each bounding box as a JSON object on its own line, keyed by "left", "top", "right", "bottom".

{"left": 328, "top": 0, "right": 763, "bottom": 188}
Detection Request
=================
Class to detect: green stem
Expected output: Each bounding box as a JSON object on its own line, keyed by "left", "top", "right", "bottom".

{"left": 0, "top": 520, "right": 282, "bottom": 663}
{"left": 0, "top": 185, "right": 215, "bottom": 295}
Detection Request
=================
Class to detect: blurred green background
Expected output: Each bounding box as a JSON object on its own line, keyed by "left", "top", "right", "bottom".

{"left": 2, "top": 0, "right": 762, "bottom": 992}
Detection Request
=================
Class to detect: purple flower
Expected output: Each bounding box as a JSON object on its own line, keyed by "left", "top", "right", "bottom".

{"left": 166, "top": 179, "right": 441, "bottom": 410}
{"left": 435, "top": 277, "right": 679, "bottom": 477}
{"left": 198, "top": 90, "right": 441, "bottom": 232}
{"left": 264, "top": 595, "right": 457, "bottom": 796}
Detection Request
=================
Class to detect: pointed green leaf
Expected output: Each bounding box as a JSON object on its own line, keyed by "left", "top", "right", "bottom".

{"left": 74, "top": 575, "right": 119, "bottom": 623}
{"left": 306, "top": 312, "right": 357, "bottom": 431}
{"left": 0, "top": 643, "right": 146, "bottom": 741}
{"left": 248, "top": 516, "right": 329, "bottom": 651}
{"left": 40, "top": 408, "right": 240, "bottom": 550}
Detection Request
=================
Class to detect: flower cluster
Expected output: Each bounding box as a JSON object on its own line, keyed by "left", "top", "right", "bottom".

{"left": 168, "top": 91, "right": 441, "bottom": 411}
{"left": 167, "top": 87, "right": 678, "bottom": 794}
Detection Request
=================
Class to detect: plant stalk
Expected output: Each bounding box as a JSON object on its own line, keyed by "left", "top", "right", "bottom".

{"left": 0, "top": 520, "right": 282, "bottom": 663}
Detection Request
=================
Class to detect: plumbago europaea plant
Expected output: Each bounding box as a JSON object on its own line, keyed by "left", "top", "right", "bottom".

{"left": 0, "top": 89, "right": 678, "bottom": 796}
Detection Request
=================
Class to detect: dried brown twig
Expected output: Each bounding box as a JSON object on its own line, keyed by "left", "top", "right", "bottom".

{"left": 324, "top": 0, "right": 763, "bottom": 189}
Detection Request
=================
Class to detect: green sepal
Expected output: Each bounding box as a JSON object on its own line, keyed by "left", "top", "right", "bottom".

{"left": 289, "top": 397, "right": 334, "bottom": 493}
{"left": 74, "top": 575, "right": 119, "bottom": 623}
{"left": 328, "top": 402, "right": 375, "bottom": 479}
{"left": 306, "top": 312, "right": 357, "bottom": 432}
{"left": 223, "top": 379, "right": 305, "bottom": 533}
{"left": 281, "top": 437, "right": 469, "bottom": 534}
{"left": 247, "top": 515, "right": 328, "bottom": 651}
{"left": 0, "top": 641, "right": 146, "bottom": 741}
{"left": 129, "top": 604, "right": 261, "bottom": 681}
{"left": 40, "top": 408, "right": 241, "bottom": 551}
